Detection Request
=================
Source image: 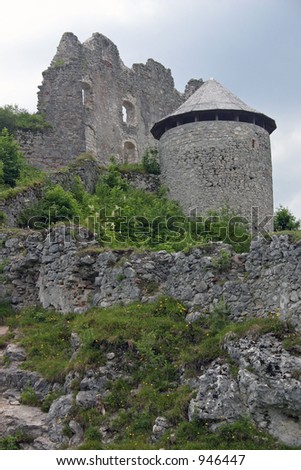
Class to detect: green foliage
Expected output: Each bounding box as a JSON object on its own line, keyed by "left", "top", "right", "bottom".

{"left": 20, "top": 386, "right": 40, "bottom": 407}
{"left": 0, "top": 430, "right": 32, "bottom": 450}
{"left": 0, "top": 211, "right": 7, "bottom": 225}
{"left": 212, "top": 249, "right": 232, "bottom": 273}
{"left": 95, "top": 162, "right": 185, "bottom": 250}
{"left": 274, "top": 205, "right": 300, "bottom": 231}
{"left": 200, "top": 208, "right": 251, "bottom": 253}
{"left": 0, "top": 257, "right": 9, "bottom": 273}
{"left": 16, "top": 160, "right": 251, "bottom": 252}
{"left": 0, "top": 301, "right": 15, "bottom": 326}
{"left": 282, "top": 333, "right": 301, "bottom": 355}
{"left": 119, "top": 162, "right": 145, "bottom": 174}
{"left": 19, "top": 184, "right": 83, "bottom": 228}
{"left": 16, "top": 162, "right": 45, "bottom": 187}
{"left": 170, "top": 417, "right": 288, "bottom": 450}
{"left": 0, "top": 128, "right": 23, "bottom": 187}
{"left": 0, "top": 105, "right": 50, "bottom": 133}
{"left": 52, "top": 59, "right": 65, "bottom": 68}
{"left": 17, "top": 307, "right": 73, "bottom": 381}
{"left": 72, "top": 153, "right": 97, "bottom": 166}
{"left": 40, "top": 390, "right": 63, "bottom": 412}
{"left": 142, "top": 148, "right": 160, "bottom": 175}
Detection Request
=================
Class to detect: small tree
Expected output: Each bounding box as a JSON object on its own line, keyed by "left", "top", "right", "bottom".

{"left": 142, "top": 148, "right": 160, "bottom": 175}
{"left": 274, "top": 205, "right": 300, "bottom": 231}
{"left": 0, "top": 128, "right": 23, "bottom": 187}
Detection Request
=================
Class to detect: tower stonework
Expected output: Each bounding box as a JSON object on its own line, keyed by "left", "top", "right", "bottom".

{"left": 23, "top": 32, "right": 202, "bottom": 169}
{"left": 151, "top": 79, "right": 276, "bottom": 227}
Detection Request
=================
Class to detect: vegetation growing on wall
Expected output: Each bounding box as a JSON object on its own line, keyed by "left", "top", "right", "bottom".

{"left": 0, "top": 128, "right": 45, "bottom": 191}
{"left": 142, "top": 148, "right": 161, "bottom": 175}
{"left": 0, "top": 128, "right": 23, "bottom": 187}
{"left": 18, "top": 161, "right": 251, "bottom": 252}
{"left": 0, "top": 105, "right": 51, "bottom": 133}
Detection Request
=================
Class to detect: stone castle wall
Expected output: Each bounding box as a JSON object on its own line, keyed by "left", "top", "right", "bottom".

{"left": 159, "top": 121, "right": 273, "bottom": 227}
{"left": 18, "top": 32, "right": 202, "bottom": 170}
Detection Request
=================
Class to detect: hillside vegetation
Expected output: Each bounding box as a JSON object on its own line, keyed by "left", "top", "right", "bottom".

{"left": 18, "top": 159, "right": 251, "bottom": 253}
{"left": 1, "top": 298, "right": 295, "bottom": 450}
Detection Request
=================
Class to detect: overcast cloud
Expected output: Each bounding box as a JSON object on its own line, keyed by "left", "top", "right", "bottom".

{"left": 1, "top": 0, "right": 300, "bottom": 216}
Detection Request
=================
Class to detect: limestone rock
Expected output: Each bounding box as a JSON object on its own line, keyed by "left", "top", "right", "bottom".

{"left": 76, "top": 391, "right": 98, "bottom": 409}
{"left": 5, "top": 344, "right": 26, "bottom": 362}
{"left": 151, "top": 416, "right": 171, "bottom": 441}
{"left": 188, "top": 362, "right": 246, "bottom": 425}
{"left": 189, "top": 333, "right": 301, "bottom": 447}
{"left": 48, "top": 394, "right": 73, "bottom": 421}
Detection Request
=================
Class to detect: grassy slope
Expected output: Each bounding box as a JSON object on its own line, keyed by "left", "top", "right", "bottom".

{"left": 0, "top": 298, "right": 298, "bottom": 450}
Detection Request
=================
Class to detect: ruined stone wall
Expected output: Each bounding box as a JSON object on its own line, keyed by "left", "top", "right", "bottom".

{"left": 1, "top": 229, "right": 301, "bottom": 331}
{"left": 19, "top": 32, "right": 201, "bottom": 170}
{"left": 159, "top": 121, "right": 273, "bottom": 228}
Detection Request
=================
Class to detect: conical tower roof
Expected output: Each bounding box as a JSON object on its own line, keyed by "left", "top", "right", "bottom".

{"left": 171, "top": 78, "right": 257, "bottom": 115}
{"left": 151, "top": 78, "right": 276, "bottom": 139}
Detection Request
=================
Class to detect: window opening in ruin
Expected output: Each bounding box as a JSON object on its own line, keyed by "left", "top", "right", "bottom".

{"left": 82, "top": 89, "right": 85, "bottom": 105}
{"left": 252, "top": 139, "right": 255, "bottom": 148}
{"left": 123, "top": 141, "right": 138, "bottom": 163}
{"left": 122, "top": 106, "right": 127, "bottom": 123}
{"left": 122, "top": 100, "right": 135, "bottom": 126}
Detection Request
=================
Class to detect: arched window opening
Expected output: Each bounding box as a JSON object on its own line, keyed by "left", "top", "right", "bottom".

{"left": 122, "top": 100, "right": 135, "bottom": 126}
{"left": 123, "top": 141, "right": 138, "bottom": 163}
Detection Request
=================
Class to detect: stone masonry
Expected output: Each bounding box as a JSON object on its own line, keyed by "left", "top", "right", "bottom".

{"left": 1, "top": 228, "right": 301, "bottom": 331}
{"left": 19, "top": 32, "right": 202, "bottom": 170}
{"left": 159, "top": 121, "right": 273, "bottom": 225}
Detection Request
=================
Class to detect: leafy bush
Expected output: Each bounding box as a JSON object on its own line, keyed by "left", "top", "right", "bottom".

{"left": 20, "top": 386, "right": 40, "bottom": 407}
{"left": 142, "top": 148, "right": 160, "bottom": 175}
{"left": 0, "top": 105, "right": 50, "bottom": 133}
{"left": 274, "top": 205, "right": 300, "bottom": 231}
{"left": 0, "top": 128, "right": 23, "bottom": 187}
{"left": 19, "top": 184, "right": 83, "bottom": 228}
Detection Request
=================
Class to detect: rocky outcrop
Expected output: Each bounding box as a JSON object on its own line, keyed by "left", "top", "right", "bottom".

{"left": 2, "top": 228, "right": 301, "bottom": 330}
{"left": 189, "top": 333, "right": 301, "bottom": 447}
{"left": 0, "top": 332, "right": 123, "bottom": 449}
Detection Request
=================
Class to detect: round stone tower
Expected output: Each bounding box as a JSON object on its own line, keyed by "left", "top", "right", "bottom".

{"left": 151, "top": 78, "right": 276, "bottom": 228}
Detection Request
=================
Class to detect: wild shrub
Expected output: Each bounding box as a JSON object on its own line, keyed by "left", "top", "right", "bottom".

{"left": 0, "top": 128, "right": 23, "bottom": 187}
{"left": 142, "top": 148, "right": 160, "bottom": 175}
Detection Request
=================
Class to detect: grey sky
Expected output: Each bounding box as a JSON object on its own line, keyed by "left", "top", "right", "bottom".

{"left": 1, "top": 0, "right": 300, "bottom": 216}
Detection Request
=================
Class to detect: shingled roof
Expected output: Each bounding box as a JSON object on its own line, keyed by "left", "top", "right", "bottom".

{"left": 151, "top": 78, "right": 276, "bottom": 139}
{"left": 171, "top": 78, "right": 257, "bottom": 115}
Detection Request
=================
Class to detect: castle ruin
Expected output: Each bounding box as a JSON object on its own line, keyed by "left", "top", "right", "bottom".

{"left": 20, "top": 32, "right": 202, "bottom": 169}
{"left": 18, "top": 32, "right": 276, "bottom": 226}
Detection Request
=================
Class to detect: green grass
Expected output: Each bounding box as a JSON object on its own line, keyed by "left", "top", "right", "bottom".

{"left": 17, "top": 308, "right": 74, "bottom": 382}
{"left": 119, "top": 162, "right": 145, "bottom": 174}
{"left": 270, "top": 230, "right": 301, "bottom": 243}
